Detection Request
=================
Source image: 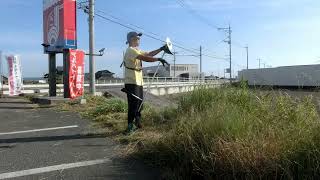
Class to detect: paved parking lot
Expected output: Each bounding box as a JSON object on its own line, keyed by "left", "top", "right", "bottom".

{"left": 0, "top": 97, "right": 159, "bottom": 180}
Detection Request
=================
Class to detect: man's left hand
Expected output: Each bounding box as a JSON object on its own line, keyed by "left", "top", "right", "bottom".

{"left": 160, "top": 45, "right": 167, "bottom": 51}
{"left": 158, "top": 58, "right": 170, "bottom": 67}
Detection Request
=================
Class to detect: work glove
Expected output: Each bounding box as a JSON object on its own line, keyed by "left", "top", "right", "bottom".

{"left": 158, "top": 58, "right": 170, "bottom": 67}
{"left": 160, "top": 45, "right": 167, "bottom": 51}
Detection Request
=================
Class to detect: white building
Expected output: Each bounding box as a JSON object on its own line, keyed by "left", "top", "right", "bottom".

{"left": 170, "top": 64, "right": 199, "bottom": 78}
{"left": 143, "top": 64, "right": 199, "bottom": 78}
{"left": 238, "top": 64, "right": 320, "bottom": 87}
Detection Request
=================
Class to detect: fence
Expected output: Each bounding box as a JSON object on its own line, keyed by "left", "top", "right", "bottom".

{"left": 91, "top": 77, "right": 226, "bottom": 85}
{"left": 0, "top": 77, "right": 228, "bottom": 95}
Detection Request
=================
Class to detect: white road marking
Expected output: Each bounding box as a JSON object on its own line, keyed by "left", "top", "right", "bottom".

{"left": 0, "top": 125, "right": 79, "bottom": 136}
{"left": 0, "top": 158, "right": 111, "bottom": 179}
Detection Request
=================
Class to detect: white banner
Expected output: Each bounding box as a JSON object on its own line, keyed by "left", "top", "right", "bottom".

{"left": 7, "top": 55, "right": 23, "bottom": 96}
{"left": 0, "top": 51, "right": 2, "bottom": 92}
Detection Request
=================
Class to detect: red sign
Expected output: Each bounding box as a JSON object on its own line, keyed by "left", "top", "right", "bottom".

{"left": 43, "top": 0, "right": 77, "bottom": 53}
{"left": 68, "top": 49, "right": 85, "bottom": 99}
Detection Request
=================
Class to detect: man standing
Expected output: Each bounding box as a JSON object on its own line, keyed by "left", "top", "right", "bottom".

{"left": 123, "top": 32, "right": 169, "bottom": 133}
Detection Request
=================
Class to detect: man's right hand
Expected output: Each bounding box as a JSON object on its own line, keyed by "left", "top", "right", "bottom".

{"left": 158, "top": 58, "right": 170, "bottom": 67}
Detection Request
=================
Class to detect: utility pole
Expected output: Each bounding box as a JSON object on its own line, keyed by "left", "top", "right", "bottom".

{"left": 89, "top": 0, "right": 95, "bottom": 95}
{"left": 258, "top": 59, "right": 261, "bottom": 69}
{"left": 228, "top": 25, "right": 232, "bottom": 82}
{"left": 218, "top": 24, "right": 232, "bottom": 83}
{"left": 245, "top": 46, "right": 249, "bottom": 70}
{"left": 173, "top": 51, "right": 176, "bottom": 77}
{"left": 200, "top": 46, "right": 202, "bottom": 79}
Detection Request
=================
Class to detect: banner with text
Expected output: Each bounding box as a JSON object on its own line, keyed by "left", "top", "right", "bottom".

{"left": 7, "top": 55, "right": 23, "bottom": 96}
{"left": 69, "top": 49, "right": 85, "bottom": 99}
{"left": 0, "top": 51, "right": 2, "bottom": 91}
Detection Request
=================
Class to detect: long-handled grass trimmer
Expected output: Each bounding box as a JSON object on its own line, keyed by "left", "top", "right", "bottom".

{"left": 121, "top": 37, "right": 174, "bottom": 112}
{"left": 139, "top": 38, "right": 173, "bottom": 112}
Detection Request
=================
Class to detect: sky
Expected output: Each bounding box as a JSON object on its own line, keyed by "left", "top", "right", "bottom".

{"left": 0, "top": 0, "right": 319, "bottom": 78}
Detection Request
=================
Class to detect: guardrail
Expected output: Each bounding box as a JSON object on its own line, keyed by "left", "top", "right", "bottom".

{"left": 92, "top": 77, "right": 226, "bottom": 84}
{"left": 0, "top": 77, "right": 228, "bottom": 95}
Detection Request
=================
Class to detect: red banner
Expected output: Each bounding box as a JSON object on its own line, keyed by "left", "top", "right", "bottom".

{"left": 68, "top": 49, "right": 85, "bottom": 99}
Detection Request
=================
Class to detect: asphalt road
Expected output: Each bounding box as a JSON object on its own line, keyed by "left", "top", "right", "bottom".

{"left": 0, "top": 97, "right": 159, "bottom": 180}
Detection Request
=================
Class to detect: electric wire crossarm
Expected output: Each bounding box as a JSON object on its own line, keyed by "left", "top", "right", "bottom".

{"left": 84, "top": 48, "right": 106, "bottom": 56}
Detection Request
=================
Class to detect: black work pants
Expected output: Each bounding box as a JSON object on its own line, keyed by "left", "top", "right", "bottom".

{"left": 125, "top": 84, "right": 143, "bottom": 125}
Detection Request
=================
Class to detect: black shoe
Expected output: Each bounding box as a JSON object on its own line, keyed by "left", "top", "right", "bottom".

{"left": 135, "top": 121, "right": 143, "bottom": 129}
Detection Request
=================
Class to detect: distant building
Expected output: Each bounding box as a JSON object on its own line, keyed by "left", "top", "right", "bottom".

{"left": 238, "top": 64, "right": 320, "bottom": 87}
{"left": 143, "top": 64, "right": 199, "bottom": 78}
{"left": 42, "top": 66, "right": 63, "bottom": 84}
{"left": 85, "top": 70, "right": 115, "bottom": 81}
{"left": 56, "top": 66, "right": 63, "bottom": 75}
{"left": 95, "top": 70, "right": 115, "bottom": 80}
{"left": 143, "top": 66, "right": 170, "bottom": 77}
{"left": 24, "top": 77, "right": 47, "bottom": 84}
{"left": 1, "top": 75, "right": 8, "bottom": 85}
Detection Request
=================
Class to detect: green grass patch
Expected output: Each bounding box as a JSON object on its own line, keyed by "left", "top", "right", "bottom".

{"left": 133, "top": 86, "right": 320, "bottom": 179}
{"left": 58, "top": 94, "right": 176, "bottom": 142}
{"left": 58, "top": 87, "right": 320, "bottom": 179}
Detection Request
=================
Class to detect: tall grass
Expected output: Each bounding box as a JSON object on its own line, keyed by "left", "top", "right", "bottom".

{"left": 58, "top": 87, "right": 320, "bottom": 179}
{"left": 135, "top": 86, "right": 320, "bottom": 179}
{"left": 80, "top": 96, "right": 177, "bottom": 136}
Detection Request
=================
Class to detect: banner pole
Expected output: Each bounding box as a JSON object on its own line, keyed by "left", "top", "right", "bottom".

{"left": 48, "top": 53, "right": 57, "bottom": 97}
{"left": 63, "top": 49, "right": 70, "bottom": 98}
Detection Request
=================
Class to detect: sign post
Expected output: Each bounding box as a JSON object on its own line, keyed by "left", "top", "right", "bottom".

{"left": 63, "top": 49, "right": 70, "bottom": 98}
{"left": 43, "top": 0, "right": 77, "bottom": 98}
{"left": 43, "top": 0, "right": 77, "bottom": 52}
{"left": 48, "top": 53, "right": 56, "bottom": 96}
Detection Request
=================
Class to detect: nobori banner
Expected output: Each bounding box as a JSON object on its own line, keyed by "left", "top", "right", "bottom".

{"left": 68, "top": 49, "right": 85, "bottom": 99}
{"left": 7, "top": 55, "right": 23, "bottom": 96}
{"left": 43, "top": 0, "right": 77, "bottom": 53}
{"left": 0, "top": 51, "right": 2, "bottom": 91}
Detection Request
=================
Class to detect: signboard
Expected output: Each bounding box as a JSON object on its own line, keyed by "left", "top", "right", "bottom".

{"left": 225, "top": 68, "right": 231, "bottom": 73}
{"left": 7, "top": 55, "right": 23, "bottom": 96}
{"left": 43, "top": 0, "right": 77, "bottom": 53}
{"left": 68, "top": 49, "right": 85, "bottom": 99}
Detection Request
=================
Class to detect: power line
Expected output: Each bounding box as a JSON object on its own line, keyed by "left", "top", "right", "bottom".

{"left": 203, "top": 54, "right": 228, "bottom": 62}
{"left": 94, "top": 13, "right": 201, "bottom": 54}
{"left": 174, "top": 0, "right": 234, "bottom": 61}
{"left": 175, "top": 0, "right": 219, "bottom": 30}
{"left": 200, "top": 37, "right": 229, "bottom": 55}
{"left": 78, "top": 5, "right": 228, "bottom": 61}
{"left": 95, "top": 9, "right": 200, "bottom": 53}
{"left": 233, "top": 41, "right": 245, "bottom": 48}
{"left": 78, "top": 4, "right": 198, "bottom": 54}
